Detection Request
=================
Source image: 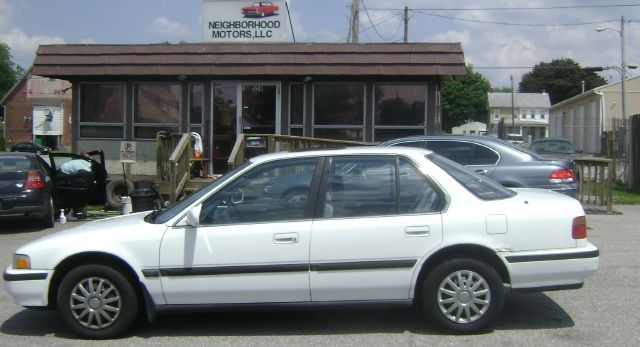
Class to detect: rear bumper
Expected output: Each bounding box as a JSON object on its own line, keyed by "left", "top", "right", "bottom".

{"left": 502, "top": 243, "right": 599, "bottom": 291}
{"left": 0, "top": 204, "right": 49, "bottom": 218}
{"left": 3, "top": 266, "right": 53, "bottom": 307}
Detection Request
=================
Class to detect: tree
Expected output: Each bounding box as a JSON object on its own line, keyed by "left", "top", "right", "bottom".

{"left": 519, "top": 58, "right": 607, "bottom": 105}
{"left": 0, "top": 43, "right": 24, "bottom": 99}
{"left": 441, "top": 65, "right": 491, "bottom": 132}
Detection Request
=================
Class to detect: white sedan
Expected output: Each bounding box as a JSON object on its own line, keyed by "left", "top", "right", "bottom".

{"left": 3, "top": 147, "right": 599, "bottom": 339}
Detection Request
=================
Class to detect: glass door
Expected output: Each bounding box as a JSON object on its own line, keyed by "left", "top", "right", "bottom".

{"left": 212, "top": 82, "right": 279, "bottom": 174}
{"left": 239, "top": 83, "right": 278, "bottom": 135}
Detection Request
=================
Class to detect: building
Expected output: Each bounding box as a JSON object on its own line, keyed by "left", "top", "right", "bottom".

{"left": 28, "top": 42, "right": 466, "bottom": 175}
{"left": 549, "top": 76, "right": 640, "bottom": 155}
{"left": 451, "top": 121, "right": 486, "bottom": 135}
{"left": 487, "top": 92, "right": 550, "bottom": 140}
{"left": 1, "top": 72, "right": 73, "bottom": 151}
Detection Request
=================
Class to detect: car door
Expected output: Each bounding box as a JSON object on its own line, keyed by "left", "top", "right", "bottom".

{"left": 159, "top": 157, "right": 320, "bottom": 304}
{"left": 48, "top": 152, "right": 107, "bottom": 208}
{"left": 309, "top": 156, "right": 444, "bottom": 301}
{"left": 425, "top": 140, "right": 498, "bottom": 177}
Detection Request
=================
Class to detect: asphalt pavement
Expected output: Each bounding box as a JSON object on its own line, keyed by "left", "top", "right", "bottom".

{"left": 0, "top": 206, "right": 638, "bottom": 346}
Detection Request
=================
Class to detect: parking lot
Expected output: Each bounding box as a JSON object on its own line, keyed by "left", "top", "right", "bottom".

{"left": 1, "top": 206, "right": 639, "bottom": 346}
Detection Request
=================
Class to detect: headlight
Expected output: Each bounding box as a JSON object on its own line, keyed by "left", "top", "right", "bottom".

{"left": 13, "top": 254, "right": 31, "bottom": 269}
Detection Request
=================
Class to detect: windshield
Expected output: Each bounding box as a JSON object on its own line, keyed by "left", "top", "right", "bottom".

{"left": 428, "top": 153, "right": 515, "bottom": 200}
{"left": 152, "top": 161, "right": 251, "bottom": 224}
{"left": 531, "top": 141, "right": 576, "bottom": 155}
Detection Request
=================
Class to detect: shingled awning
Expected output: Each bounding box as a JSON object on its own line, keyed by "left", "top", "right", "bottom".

{"left": 31, "top": 42, "right": 465, "bottom": 79}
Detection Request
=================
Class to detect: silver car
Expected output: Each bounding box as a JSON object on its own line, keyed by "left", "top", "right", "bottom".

{"left": 381, "top": 135, "right": 578, "bottom": 198}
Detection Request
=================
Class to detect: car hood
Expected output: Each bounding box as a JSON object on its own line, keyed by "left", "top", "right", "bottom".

{"left": 16, "top": 212, "right": 152, "bottom": 253}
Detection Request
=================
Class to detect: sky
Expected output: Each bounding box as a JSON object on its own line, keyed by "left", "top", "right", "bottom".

{"left": 0, "top": 0, "right": 638, "bottom": 88}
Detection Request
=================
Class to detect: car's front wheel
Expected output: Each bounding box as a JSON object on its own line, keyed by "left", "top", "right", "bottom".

{"left": 422, "top": 258, "right": 504, "bottom": 333}
{"left": 57, "top": 264, "right": 139, "bottom": 339}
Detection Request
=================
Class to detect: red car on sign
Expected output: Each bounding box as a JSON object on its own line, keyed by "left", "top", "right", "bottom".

{"left": 242, "top": 2, "right": 279, "bottom": 17}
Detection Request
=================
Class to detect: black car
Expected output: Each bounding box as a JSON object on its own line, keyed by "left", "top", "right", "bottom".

{"left": 0, "top": 152, "right": 55, "bottom": 228}
{"left": 10, "top": 142, "right": 52, "bottom": 155}
{"left": 48, "top": 151, "right": 108, "bottom": 218}
{"left": 530, "top": 138, "right": 580, "bottom": 158}
{"left": 381, "top": 135, "right": 578, "bottom": 198}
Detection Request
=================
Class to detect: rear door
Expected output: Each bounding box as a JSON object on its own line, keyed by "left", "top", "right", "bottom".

{"left": 309, "top": 156, "right": 444, "bottom": 301}
{"left": 426, "top": 140, "right": 498, "bottom": 177}
{"left": 49, "top": 152, "right": 107, "bottom": 208}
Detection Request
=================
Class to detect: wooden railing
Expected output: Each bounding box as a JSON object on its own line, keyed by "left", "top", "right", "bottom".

{"left": 575, "top": 157, "right": 613, "bottom": 213}
{"left": 227, "top": 134, "right": 373, "bottom": 169}
{"left": 156, "top": 132, "right": 194, "bottom": 203}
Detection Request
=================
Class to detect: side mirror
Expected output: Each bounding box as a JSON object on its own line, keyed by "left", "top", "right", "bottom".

{"left": 185, "top": 204, "right": 202, "bottom": 227}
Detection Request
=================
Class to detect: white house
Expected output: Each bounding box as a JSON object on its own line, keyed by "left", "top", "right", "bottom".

{"left": 451, "top": 121, "right": 486, "bottom": 135}
{"left": 487, "top": 92, "right": 550, "bottom": 140}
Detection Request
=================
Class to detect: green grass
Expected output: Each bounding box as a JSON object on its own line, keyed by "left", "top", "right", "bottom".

{"left": 613, "top": 186, "right": 640, "bottom": 205}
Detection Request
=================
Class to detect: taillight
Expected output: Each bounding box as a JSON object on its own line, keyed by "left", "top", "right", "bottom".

{"left": 25, "top": 170, "right": 46, "bottom": 189}
{"left": 572, "top": 216, "right": 587, "bottom": 239}
{"left": 549, "top": 169, "right": 575, "bottom": 183}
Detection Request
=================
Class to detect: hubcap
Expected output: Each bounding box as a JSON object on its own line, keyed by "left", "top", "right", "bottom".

{"left": 69, "top": 277, "right": 122, "bottom": 330}
{"left": 437, "top": 270, "right": 491, "bottom": 324}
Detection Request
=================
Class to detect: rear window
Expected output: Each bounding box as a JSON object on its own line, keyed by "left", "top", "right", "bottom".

{"left": 428, "top": 153, "right": 515, "bottom": 200}
{"left": 0, "top": 157, "right": 33, "bottom": 171}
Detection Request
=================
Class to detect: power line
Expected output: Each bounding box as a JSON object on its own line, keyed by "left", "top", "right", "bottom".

{"left": 361, "top": 0, "right": 398, "bottom": 41}
{"left": 414, "top": 11, "right": 620, "bottom": 27}
{"left": 365, "top": 4, "right": 640, "bottom": 11}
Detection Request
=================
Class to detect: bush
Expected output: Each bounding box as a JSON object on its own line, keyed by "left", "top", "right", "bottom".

{"left": 0, "top": 135, "right": 5, "bottom": 151}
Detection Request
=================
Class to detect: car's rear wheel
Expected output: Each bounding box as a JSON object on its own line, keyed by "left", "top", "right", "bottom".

{"left": 57, "top": 264, "right": 139, "bottom": 339}
{"left": 422, "top": 258, "right": 504, "bottom": 333}
{"left": 37, "top": 196, "right": 55, "bottom": 228}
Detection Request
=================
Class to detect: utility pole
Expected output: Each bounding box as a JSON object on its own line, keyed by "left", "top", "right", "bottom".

{"left": 510, "top": 75, "right": 515, "bottom": 132}
{"left": 350, "top": 0, "right": 360, "bottom": 43}
{"left": 404, "top": 6, "right": 409, "bottom": 43}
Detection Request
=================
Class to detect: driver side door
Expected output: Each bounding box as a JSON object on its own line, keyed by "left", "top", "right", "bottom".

{"left": 159, "top": 157, "right": 320, "bottom": 304}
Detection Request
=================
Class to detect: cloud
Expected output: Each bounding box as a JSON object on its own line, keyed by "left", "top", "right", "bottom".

{"left": 0, "top": 27, "right": 65, "bottom": 53}
{"left": 0, "top": 0, "right": 14, "bottom": 30}
{"left": 147, "top": 17, "right": 190, "bottom": 37}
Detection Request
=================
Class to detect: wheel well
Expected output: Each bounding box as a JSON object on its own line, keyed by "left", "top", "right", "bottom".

{"left": 414, "top": 244, "right": 510, "bottom": 301}
{"left": 48, "top": 252, "right": 143, "bottom": 310}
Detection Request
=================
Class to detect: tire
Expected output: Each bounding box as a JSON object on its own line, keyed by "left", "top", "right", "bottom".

{"left": 37, "top": 196, "right": 55, "bottom": 229}
{"left": 422, "top": 258, "right": 504, "bottom": 333}
{"left": 106, "top": 179, "right": 135, "bottom": 210}
{"left": 57, "top": 264, "right": 139, "bottom": 339}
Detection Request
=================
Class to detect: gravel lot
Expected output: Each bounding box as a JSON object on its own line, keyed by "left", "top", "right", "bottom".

{"left": 1, "top": 206, "right": 639, "bottom": 346}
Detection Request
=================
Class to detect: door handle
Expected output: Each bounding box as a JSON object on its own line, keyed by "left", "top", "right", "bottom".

{"left": 274, "top": 233, "right": 299, "bottom": 244}
{"left": 475, "top": 169, "right": 488, "bottom": 175}
{"left": 405, "top": 226, "right": 430, "bottom": 237}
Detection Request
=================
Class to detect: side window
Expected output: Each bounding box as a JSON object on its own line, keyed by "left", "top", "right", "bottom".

{"left": 200, "top": 158, "right": 318, "bottom": 225}
{"left": 398, "top": 158, "right": 443, "bottom": 214}
{"left": 426, "top": 141, "right": 474, "bottom": 165}
{"left": 323, "top": 157, "right": 396, "bottom": 218}
{"left": 469, "top": 144, "right": 499, "bottom": 165}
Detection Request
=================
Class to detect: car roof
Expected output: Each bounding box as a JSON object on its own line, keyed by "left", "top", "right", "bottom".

{"left": 248, "top": 146, "right": 433, "bottom": 164}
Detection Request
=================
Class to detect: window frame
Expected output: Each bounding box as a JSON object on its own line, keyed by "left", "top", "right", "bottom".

{"left": 78, "top": 82, "right": 126, "bottom": 140}
{"left": 372, "top": 83, "right": 428, "bottom": 142}
{"left": 133, "top": 82, "right": 183, "bottom": 140}
{"left": 312, "top": 83, "right": 366, "bottom": 141}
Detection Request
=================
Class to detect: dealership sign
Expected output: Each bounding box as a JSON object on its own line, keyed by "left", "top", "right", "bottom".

{"left": 202, "top": 0, "right": 289, "bottom": 42}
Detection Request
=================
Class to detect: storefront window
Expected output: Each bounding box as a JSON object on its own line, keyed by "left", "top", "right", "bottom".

{"left": 190, "top": 83, "right": 204, "bottom": 125}
{"left": 79, "top": 83, "right": 125, "bottom": 138}
{"left": 313, "top": 84, "right": 364, "bottom": 141}
{"left": 134, "top": 83, "right": 181, "bottom": 139}
{"left": 373, "top": 83, "right": 427, "bottom": 142}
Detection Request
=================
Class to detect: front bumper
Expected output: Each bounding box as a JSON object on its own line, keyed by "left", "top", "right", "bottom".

{"left": 3, "top": 266, "right": 53, "bottom": 307}
{"left": 502, "top": 243, "right": 599, "bottom": 291}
